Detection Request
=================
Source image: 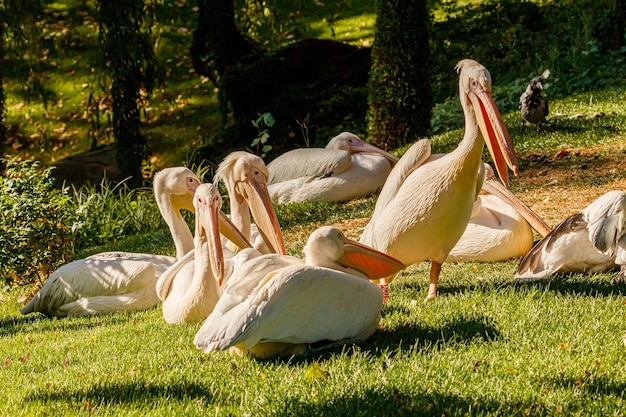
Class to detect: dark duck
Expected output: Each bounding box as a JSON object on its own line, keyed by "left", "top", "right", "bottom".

{"left": 519, "top": 76, "right": 548, "bottom": 134}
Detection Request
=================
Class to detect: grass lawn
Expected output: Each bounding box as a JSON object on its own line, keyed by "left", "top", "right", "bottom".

{"left": 1, "top": 83, "right": 625, "bottom": 416}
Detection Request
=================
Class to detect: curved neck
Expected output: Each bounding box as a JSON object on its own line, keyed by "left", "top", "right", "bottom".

{"left": 156, "top": 192, "right": 195, "bottom": 259}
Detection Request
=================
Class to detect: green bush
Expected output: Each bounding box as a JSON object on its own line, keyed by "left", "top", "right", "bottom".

{"left": 0, "top": 159, "right": 75, "bottom": 287}
{"left": 0, "top": 158, "right": 168, "bottom": 288}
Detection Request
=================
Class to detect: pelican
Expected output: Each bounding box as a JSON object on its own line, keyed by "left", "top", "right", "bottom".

{"left": 519, "top": 76, "right": 548, "bottom": 134}
{"left": 266, "top": 132, "right": 398, "bottom": 204}
{"left": 515, "top": 190, "right": 626, "bottom": 282}
{"left": 194, "top": 226, "right": 405, "bottom": 358}
{"left": 447, "top": 164, "right": 551, "bottom": 262}
{"left": 156, "top": 183, "right": 253, "bottom": 324}
{"left": 360, "top": 59, "right": 518, "bottom": 300}
{"left": 214, "top": 151, "right": 286, "bottom": 255}
{"left": 19, "top": 167, "right": 201, "bottom": 317}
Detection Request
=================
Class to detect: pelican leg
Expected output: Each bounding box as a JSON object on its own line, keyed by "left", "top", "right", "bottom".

{"left": 426, "top": 261, "right": 442, "bottom": 301}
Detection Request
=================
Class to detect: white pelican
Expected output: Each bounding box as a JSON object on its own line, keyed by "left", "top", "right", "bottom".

{"left": 19, "top": 167, "right": 201, "bottom": 317}
{"left": 447, "top": 164, "right": 551, "bottom": 262}
{"left": 515, "top": 190, "right": 626, "bottom": 282}
{"left": 360, "top": 59, "right": 518, "bottom": 300}
{"left": 266, "top": 132, "right": 398, "bottom": 204}
{"left": 156, "top": 183, "right": 253, "bottom": 324}
{"left": 194, "top": 226, "right": 405, "bottom": 358}
{"left": 214, "top": 151, "right": 286, "bottom": 255}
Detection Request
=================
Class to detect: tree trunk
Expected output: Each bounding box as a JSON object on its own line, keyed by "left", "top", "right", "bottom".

{"left": 367, "top": 0, "right": 431, "bottom": 149}
{"left": 98, "top": 0, "right": 159, "bottom": 187}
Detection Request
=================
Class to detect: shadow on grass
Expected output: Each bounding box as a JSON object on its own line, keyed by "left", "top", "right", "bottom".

{"left": 273, "top": 386, "right": 548, "bottom": 417}
{"left": 0, "top": 312, "right": 136, "bottom": 339}
{"left": 542, "top": 373, "right": 626, "bottom": 397}
{"left": 24, "top": 380, "right": 226, "bottom": 409}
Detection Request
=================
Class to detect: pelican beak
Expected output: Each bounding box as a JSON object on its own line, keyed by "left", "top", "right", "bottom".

{"left": 481, "top": 176, "right": 551, "bottom": 237}
{"left": 218, "top": 210, "right": 252, "bottom": 252}
{"left": 237, "top": 178, "right": 287, "bottom": 255}
{"left": 197, "top": 193, "right": 226, "bottom": 286}
{"left": 339, "top": 236, "right": 405, "bottom": 281}
{"left": 468, "top": 89, "right": 518, "bottom": 187}
{"left": 348, "top": 141, "right": 399, "bottom": 166}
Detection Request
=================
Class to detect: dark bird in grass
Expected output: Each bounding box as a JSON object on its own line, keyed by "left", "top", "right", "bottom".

{"left": 519, "top": 76, "right": 548, "bottom": 134}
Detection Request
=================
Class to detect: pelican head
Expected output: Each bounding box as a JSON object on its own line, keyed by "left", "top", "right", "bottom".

{"left": 455, "top": 59, "right": 518, "bottom": 186}
{"left": 214, "top": 151, "right": 286, "bottom": 255}
{"left": 304, "top": 226, "right": 405, "bottom": 281}
{"left": 154, "top": 167, "right": 201, "bottom": 214}
{"left": 327, "top": 132, "right": 398, "bottom": 165}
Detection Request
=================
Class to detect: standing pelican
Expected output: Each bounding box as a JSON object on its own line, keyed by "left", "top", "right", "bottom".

{"left": 360, "top": 59, "right": 518, "bottom": 300}
{"left": 447, "top": 164, "right": 551, "bottom": 262}
{"left": 266, "top": 132, "right": 398, "bottom": 204}
{"left": 20, "top": 167, "right": 201, "bottom": 317}
{"left": 194, "top": 226, "right": 405, "bottom": 358}
{"left": 515, "top": 190, "right": 626, "bottom": 282}
{"left": 156, "top": 183, "right": 253, "bottom": 324}
{"left": 214, "top": 151, "right": 286, "bottom": 255}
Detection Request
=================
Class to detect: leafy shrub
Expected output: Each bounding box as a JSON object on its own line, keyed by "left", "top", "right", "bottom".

{"left": 0, "top": 158, "right": 169, "bottom": 288}
{"left": 0, "top": 159, "right": 75, "bottom": 287}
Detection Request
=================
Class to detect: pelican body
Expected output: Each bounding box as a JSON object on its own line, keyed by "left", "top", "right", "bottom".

{"left": 267, "top": 132, "right": 398, "bottom": 204}
{"left": 194, "top": 226, "right": 405, "bottom": 358}
{"left": 447, "top": 164, "right": 550, "bottom": 262}
{"left": 20, "top": 167, "right": 201, "bottom": 317}
{"left": 515, "top": 190, "right": 626, "bottom": 282}
{"left": 360, "top": 59, "right": 518, "bottom": 300}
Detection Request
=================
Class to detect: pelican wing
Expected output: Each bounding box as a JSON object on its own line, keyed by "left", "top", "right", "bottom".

{"left": 267, "top": 148, "right": 352, "bottom": 184}
{"left": 584, "top": 191, "right": 626, "bottom": 255}
{"left": 20, "top": 257, "right": 159, "bottom": 316}
{"left": 194, "top": 265, "right": 383, "bottom": 353}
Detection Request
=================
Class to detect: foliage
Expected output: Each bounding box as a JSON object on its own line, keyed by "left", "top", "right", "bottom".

{"left": 69, "top": 178, "right": 164, "bottom": 251}
{"left": 249, "top": 111, "right": 274, "bottom": 158}
{"left": 367, "top": 0, "right": 431, "bottom": 149}
{"left": 0, "top": 158, "right": 74, "bottom": 287}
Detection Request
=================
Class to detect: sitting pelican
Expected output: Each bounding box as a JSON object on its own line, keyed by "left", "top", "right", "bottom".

{"left": 156, "top": 183, "right": 253, "bottom": 324}
{"left": 194, "top": 226, "right": 405, "bottom": 358}
{"left": 20, "top": 167, "right": 201, "bottom": 317}
{"left": 266, "top": 132, "right": 398, "bottom": 204}
{"left": 360, "top": 59, "right": 518, "bottom": 300}
{"left": 157, "top": 153, "right": 287, "bottom": 324}
{"left": 515, "top": 190, "right": 626, "bottom": 282}
{"left": 214, "top": 151, "right": 286, "bottom": 255}
{"left": 447, "top": 164, "right": 551, "bottom": 262}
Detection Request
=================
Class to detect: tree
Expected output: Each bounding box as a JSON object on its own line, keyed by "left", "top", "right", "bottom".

{"left": 367, "top": 0, "right": 431, "bottom": 150}
{"left": 189, "top": 0, "right": 372, "bottom": 165}
{"left": 97, "top": 0, "right": 160, "bottom": 187}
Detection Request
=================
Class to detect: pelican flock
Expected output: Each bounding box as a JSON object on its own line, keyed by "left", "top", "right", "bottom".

{"left": 20, "top": 167, "right": 201, "bottom": 317}
{"left": 267, "top": 132, "right": 398, "bottom": 204}
{"left": 360, "top": 59, "right": 519, "bottom": 300}
{"left": 157, "top": 152, "right": 286, "bottom": 324}
{"left": 16, "top": 55, "right": 622, "bottom": 365}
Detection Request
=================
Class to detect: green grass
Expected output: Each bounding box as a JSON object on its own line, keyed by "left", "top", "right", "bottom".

{"left": 2, "top": 84, "right": 626, "bottom": 415}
